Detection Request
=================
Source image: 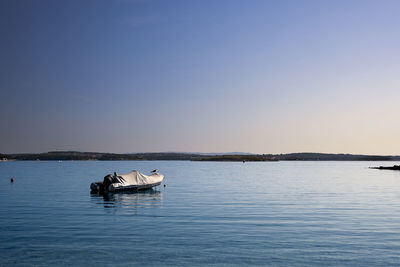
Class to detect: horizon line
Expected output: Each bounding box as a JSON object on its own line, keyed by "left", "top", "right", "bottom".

{"left": 2, "top": 151, "right": 400, "bottom": 157}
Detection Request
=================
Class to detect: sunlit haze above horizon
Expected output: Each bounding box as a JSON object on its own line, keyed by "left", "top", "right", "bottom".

{"left": 1, "top": 0, "right": 400, "bottom": 154}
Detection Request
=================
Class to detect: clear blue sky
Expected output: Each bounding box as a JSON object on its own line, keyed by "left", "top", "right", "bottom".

{"left": 1, "top": 0, "right": 399, "bottom": 154}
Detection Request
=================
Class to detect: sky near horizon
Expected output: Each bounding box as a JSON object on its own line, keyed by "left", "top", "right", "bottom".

{"left": 1, "top": 0, "right": 400, "bottom": 154}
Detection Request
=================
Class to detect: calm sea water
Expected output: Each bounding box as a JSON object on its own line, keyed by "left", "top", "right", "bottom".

{"left": 1, "top": 160, "right": 400, "bottom": 266}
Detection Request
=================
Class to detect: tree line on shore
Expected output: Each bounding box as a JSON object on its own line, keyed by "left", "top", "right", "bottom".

{"left": 0, "top": 151, "right": 398, "bottom": 161}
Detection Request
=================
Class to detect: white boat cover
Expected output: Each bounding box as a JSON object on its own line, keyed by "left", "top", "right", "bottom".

{"left": 108, "top": 170, "right": 164, "bottom": 191}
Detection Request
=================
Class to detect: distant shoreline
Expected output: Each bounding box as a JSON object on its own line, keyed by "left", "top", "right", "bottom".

{"left": 1, "top": 152, "right": 398, "bottom": 162}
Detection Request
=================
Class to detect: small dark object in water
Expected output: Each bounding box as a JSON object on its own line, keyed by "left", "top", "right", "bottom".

{"left": 151, "top": 169, "right": 157, "bottom": 173}
{"left": 369, "top": 165, "right": 400, "bottom": 171}
{"left": 10, "top": 178, "right": 14, "bottom": 183}
{"left": 163, "top": 184, "right": 166, "bottom": 187}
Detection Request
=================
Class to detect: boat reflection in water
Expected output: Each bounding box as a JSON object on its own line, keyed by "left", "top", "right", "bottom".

{"left": 90, "top": 189, "right": 162, "bottom": 215}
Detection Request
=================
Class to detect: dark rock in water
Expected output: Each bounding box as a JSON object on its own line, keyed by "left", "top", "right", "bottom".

{"left": 369, "top": 165, "right": 400, "bottom": 170}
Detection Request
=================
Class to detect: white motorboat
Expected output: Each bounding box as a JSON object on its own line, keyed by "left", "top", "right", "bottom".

{"left": 91, "top": 170, "right": 164, "bottom": 193}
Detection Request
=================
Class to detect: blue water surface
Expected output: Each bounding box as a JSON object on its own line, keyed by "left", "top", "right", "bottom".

{"left": 1, "top": 160, "right": 400, "bottom": 266}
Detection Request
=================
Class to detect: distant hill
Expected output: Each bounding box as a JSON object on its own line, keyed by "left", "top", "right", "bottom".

{"left": 192, "top": 155, "right": 277, "bottom": 162}
{"left": 1, "top": 151, "right": 399, "bottom": 161}
{"left": 5, "top": 151, "right": 203, "bottom": 161}
{"left": 196, "top": 152, "right": 256, "bottom": 156}
{"left": 273, "top": 153, "right": 398, "bottom": 161}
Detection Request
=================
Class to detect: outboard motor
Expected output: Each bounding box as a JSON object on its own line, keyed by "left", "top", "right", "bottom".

{"left": 90, "top": 182, "right": 101, "bottom": 193}
{"left": 103, "top": 174, "right": 114, "bottom": 192}
{"left": 90, "top": 174, "right": 117, "bottom": 194}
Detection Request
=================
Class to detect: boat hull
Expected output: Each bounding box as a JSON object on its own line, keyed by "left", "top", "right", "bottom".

{"left": 110, "top": 181, "right": 162, "bottom": 192}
